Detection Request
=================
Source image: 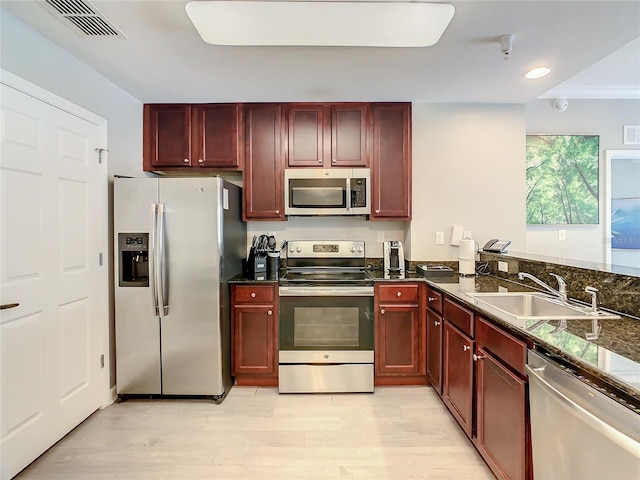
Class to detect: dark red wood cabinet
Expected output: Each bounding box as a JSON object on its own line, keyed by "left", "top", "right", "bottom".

{"left": 286, "top": 103, "right": 370, "bottom": 168}
{"left": 371, "top": 103, "right": 411, "bottom": 220}
{"left": 474, "top": 317, "right": 530, "bottom": 480}
{"left": 425, "top": 287, "right": 444, "bottom": 395}
{"left": 243, "top": 104, "right": 285, "bottom": 221}
{"left": 374, "top": 283, "right": 426, "bottom": 385}
{"left": 143, "top": 104, "right": 243, "bottom": 171}
{"left": 231, "top": 284, "right": 278, "bottom": 386}
{"left": 443, "top": 320, "right": 474, "bottom": 438}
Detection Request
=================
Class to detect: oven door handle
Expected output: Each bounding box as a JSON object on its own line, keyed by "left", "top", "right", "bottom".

{"left": 279, "top": 286, "right": 374, "bottom": 297}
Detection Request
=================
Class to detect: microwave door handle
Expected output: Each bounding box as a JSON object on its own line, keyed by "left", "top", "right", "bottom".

{"left": 346, "top": 178, "right": 351, "bottom": 211}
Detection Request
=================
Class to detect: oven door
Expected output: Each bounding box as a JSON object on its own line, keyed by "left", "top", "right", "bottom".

{"left": 278, "top": 286, "right": 374, "bottom": 353}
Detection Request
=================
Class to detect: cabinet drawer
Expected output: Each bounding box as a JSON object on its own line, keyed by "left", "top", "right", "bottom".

{"left": 425, "top": 287, "right": 443, "bottom": 314}
{"left": 233, "top": 285, "right": 275, "bottom": 303}
{"left": 377, "top": 283, "right": 420, "bottom": 303}
{"left": 476, "top": 316, "right": 527, "bottom": 376}
{"left": 443, "top": 297, "right": 474, "bottom": 337}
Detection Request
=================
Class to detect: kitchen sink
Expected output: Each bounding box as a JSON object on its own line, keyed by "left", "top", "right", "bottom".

{"left": 466, "top": 292, "right": 620, "bottom": 321}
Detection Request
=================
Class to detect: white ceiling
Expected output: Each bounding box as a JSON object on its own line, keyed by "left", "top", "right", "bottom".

{"left": 2, "top": 0, "right": 639, "bottom": 103}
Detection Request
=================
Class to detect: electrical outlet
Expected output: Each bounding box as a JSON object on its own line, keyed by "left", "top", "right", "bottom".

{"left": 559, "top": 229, "right": 566, "bottom": 241}
{"left": 498, "top": 261, "right": 509, "bottom": 273}
{"left": 463, "top": 231, "right": 472, "bottom": 239}
{"left": 435, "top": 231, "right": 444, "bottom": 245}
{"left": 378, "top": 231, "right": 385, "bottom": 243}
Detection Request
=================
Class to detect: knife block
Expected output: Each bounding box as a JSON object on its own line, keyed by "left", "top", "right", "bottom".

{"left": 244, "top": 253, "right": 267, "bottom": 275}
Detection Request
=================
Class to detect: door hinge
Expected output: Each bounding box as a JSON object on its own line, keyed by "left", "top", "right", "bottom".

{"left": 100, "top": 354, "right": 105, "bottom": 368}
{"left": 94, "top": 148, "right": 108, "bottom": 164}
{"left": 99, "top": 252, "right": 103, "bottom": 266}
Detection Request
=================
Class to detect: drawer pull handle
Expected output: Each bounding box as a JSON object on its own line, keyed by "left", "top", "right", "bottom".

{"left": 198, "top": 158, "right": 204, "bottom": 163}
{"left": 318, "top": 158, "right": 323, "bottom": 164}
{"left": 183, "top": 158, "right": 189, "bottom": 163}
{"left": 267, "top": 310, "right": 272, "bottom": 315}
{"left": 275, "top": 209, "right": 280, "bottom": 215}
{"left": 434, "top": 320, "right": 441, "bottom": 326}
{"left": 473, "top": 354, "right": 484, "bottom": 362}
{"left": 463, "top": 345, "right": 471, "bottom": 352}
{"left": 380, "top": 309, "right": 385, "bottom": 314}
{"left": 251, "top": 292, "right": 256, "bottom": 298}
{"left": 397, "top": 291, "right": 402, "bottom": 297}
{"left": 428, "top": 296, "right": 436, "bottom": 302}
{"left": 375, "top": 209, "right": 380, "bottom": 214}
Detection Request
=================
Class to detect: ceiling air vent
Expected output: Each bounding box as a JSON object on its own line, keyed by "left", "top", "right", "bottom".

{"left": 42, "top": 0, "right": 126, "bottom": 37}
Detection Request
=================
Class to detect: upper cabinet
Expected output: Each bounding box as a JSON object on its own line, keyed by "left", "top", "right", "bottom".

{"left": 243, "top": 104, "right": 285, "bottom": 221}
{"left": 286, "top": 103, "right": 370, "bottom": 168}
{"left": 143, "top": 104, "right": 243, "bottom": 172}
{"left": 371, "top": 103, "right": 412, "bottom": 220}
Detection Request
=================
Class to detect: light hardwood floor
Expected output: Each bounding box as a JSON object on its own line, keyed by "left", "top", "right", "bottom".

{"left": 16, "top": 386, "right": 493, "bottom": 480}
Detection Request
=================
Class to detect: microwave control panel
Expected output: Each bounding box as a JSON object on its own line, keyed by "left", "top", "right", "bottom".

{"left": 351, "top": 178, "right": 367, "bottom": 207}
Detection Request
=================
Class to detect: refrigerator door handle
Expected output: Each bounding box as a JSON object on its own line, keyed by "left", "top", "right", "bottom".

{"left": 157, "top": 203, "right": 169, "bottom": 316}
{"left": 149, "top": 203, "right": 160, "bottom": 316}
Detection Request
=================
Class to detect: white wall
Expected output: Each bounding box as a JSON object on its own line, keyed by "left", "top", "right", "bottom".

{"left": 408, "top": 103, "right": 527, "bottom": 261}
{"left": 525, "top": 98, "right": 640, "bottom": 264}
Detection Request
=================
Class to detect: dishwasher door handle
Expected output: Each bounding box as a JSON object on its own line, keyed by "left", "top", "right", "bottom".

{"left": 525, "top": 364, "right": 640, "bottom": 457}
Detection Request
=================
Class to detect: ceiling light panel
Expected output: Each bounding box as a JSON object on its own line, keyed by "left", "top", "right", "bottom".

{"left": 185, "top": 1, "right": 455, "bottom": 47}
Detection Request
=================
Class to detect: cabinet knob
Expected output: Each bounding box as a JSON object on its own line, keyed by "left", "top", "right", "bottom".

{"left": 397, "top": 291, "right": 402, "bottom": 297}
{"left": 183, "top": 158, "right": 189, "bottom": 163}
{"left": 198, "top": 158, "right": 204, "bottom": 163}
{"left": 318, "top": 158, "right": 323, "bottom": 164}
{"left": 434, "top": 320, "right": 441, "bottom": 326}
{"left": 251, "top": 292, "right": 256, "bottom": 298}
{"left": 380, "top": 308, "right": 385, "bottom": 315}
{"left": 463, "top": 345, "right": 471, "bottom": 352}
{"left": 428, "top": 296, "right": 436, "bottom": 302}
{"left": 473, "top": 354, "right": 484, "bottom": 362}
{"left": 332, "top": 159, "right": 336, "bottom": 164}
{"left": 275, "top": 209, "right": 280, "bottom": 215}
{"left": 267, "top": 310, "right": 272, "bottom": 315}
{"left": 375, "top": 209, "right": 380, "bottom": 214}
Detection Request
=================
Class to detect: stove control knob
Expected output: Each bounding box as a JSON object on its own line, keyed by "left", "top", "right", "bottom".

{"left": 289, "top": 246, "right": 295, "bottom": 253}
{"left": 357, "top": 246, "right": 363, "bottom": 253}
{"left": 350, "top": 246, "right": 355, "bottom": 252}
{"left": 296, "top": 246, "right": 302, "bottom": 253}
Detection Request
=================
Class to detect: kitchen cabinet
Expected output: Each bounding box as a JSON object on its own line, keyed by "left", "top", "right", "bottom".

{"left": 243, "top": 104, "right": 285, "bottom": 221}
{"left": 442, "top": 297, "right": 474, "bottom": 438}
{"left": 374, "top": 282, "right": 426, "bottom": 385}
{"left": 231, "top": 284, "right": 278, "bottom": 386}
{"left": 286, "top": 103, "right": 370, "bottom": 167}
{"left": 425, "top": 287, "right": 444, "bottom": 395}
{"left": 474, "top": 316, "right": 530, "bottom": 480}
{"left": 371, "top": 103, "right": 411, "bottom": 220}
{"left": 143, "top": 104, "right": 243, "bottom": 171}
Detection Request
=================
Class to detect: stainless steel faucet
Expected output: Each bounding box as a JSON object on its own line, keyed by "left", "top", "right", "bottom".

{"left": 517, "top": 272, "right": 568, "bottom": 303}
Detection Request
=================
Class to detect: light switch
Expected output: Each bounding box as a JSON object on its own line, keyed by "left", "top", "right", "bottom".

{"left": 435, "top": 231, "right": 444, "bottom": 244}
{"left": 559, "top": 229, "right": 566, "bottom": 241}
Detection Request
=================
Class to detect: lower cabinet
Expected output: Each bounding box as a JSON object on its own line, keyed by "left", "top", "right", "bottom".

{"left": 374, "top": 282, "right": 426, "bottom": 385}
{"left": 231, "top": 284, "right": 278, "bottom": 386}
{"left": 442, "top": 321, "right": 474, "bottom": 437}
{"left": 425, "top": 286, "right": 444, "bottom": 395}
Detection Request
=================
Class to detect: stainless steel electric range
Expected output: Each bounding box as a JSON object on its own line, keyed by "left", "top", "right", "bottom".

{"left": 278, "top": 240, "right": 374, "bottom": 393}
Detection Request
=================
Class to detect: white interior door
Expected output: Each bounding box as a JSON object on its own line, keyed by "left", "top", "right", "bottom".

{"left": 1, "top": 80, "right": 108, "bottom": 479}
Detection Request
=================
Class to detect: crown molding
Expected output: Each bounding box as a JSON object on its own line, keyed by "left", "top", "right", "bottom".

{"left": 539, "top": 84, "right": 640, "bottom": 99}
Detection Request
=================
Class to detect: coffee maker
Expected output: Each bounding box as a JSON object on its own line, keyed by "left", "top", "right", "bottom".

{"left": 383, "top": 240, "right": 405, "bottom": 276}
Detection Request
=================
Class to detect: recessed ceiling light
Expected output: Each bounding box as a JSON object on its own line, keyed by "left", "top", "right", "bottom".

{"left": 185, "top": 1, "right": 455, "bottom": 47}
{"left": 525, "top": 67, "right": 551, "bottom": 79}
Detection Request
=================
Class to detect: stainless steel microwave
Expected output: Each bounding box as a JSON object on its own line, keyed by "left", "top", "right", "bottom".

{"left": 284, "top": 168, "right": 371, "bottom": 216}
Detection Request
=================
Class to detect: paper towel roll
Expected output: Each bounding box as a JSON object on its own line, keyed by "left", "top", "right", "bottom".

{"left": 459, "top": 239, "right": 476, "bottom": 276}
{"left": 459, "top": 239, "right": 476, "bottom": 260}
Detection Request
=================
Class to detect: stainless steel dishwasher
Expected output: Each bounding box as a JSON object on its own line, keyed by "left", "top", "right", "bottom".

{"left": 526, "top": 350, "right": 640, "bottom": 480}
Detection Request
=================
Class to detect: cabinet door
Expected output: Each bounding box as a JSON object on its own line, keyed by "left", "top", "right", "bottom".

{"left": 426, "top": 309, "right": 443, "bottom": 395}
{"left": 232, "top": 304, "right": 276, "bottom": 375}
{"left": 330, "top": 104, "right": 369, "bottom": 167}
{"left": 144, "top": 104, "right": 192, "bottom": 168}
{"left": 443, "top": 321, "right": 474, "bottom": 437}
{"left": 243, "top": 104, "right": 285, "bottom": 221}
{"left": 376, "top": 305, "right": 422, "bottom": 375}
{"left": 194, "top": 104, "right": 242, "bottom": 169}
{"left": 286, "top": 104, "right": 325, "bottom": 167}
{"left": 476, "top": 348, "right": 527, "bottom": 480}
{"left": 371, "top": 103, "right": 411, "bottom": 219}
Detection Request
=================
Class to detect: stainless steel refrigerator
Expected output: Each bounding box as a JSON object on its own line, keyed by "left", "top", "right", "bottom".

{"left": 114, "top": 177, "right": 246, "bottom": 401}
